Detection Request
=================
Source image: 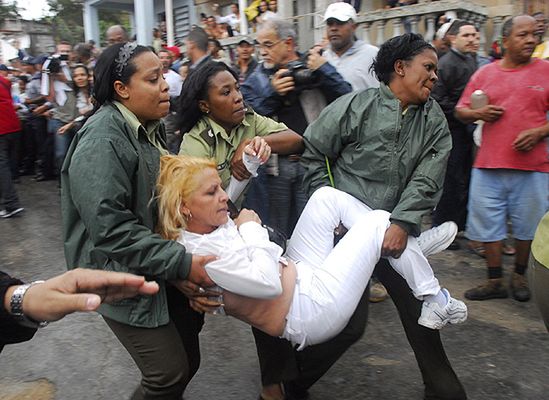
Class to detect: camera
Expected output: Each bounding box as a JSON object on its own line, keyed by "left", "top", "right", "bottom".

{"left": 42, "top": 56, "right": 62, "bottom": 74}
{"left": 280, "top": 60, "right": 319, "bottom": 89}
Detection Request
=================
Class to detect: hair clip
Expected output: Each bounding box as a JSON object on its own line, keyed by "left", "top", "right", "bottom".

{"left": 115, "top": 42, "right": 138, "bottom": 77}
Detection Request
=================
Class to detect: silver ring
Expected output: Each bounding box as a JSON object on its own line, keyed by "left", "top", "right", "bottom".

{"left": 198, "top": 287, "right": 206, "bottom": 294}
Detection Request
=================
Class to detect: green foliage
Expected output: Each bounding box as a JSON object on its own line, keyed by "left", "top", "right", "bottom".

{"left": 39, "top": 0, "right": 131, "bottom": 46}
{"left": 44, "top": 0, "right": 85, "bottom": 44}
{"left": 0, "top": 1, "right": 20, "bottom": 20}
{"left": 98, "top": 9, "right": 131, "bottom": 46}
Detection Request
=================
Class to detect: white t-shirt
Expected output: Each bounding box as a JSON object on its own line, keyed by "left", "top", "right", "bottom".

{"left": 164, "top": 69, "right": 183, "bottom": 98}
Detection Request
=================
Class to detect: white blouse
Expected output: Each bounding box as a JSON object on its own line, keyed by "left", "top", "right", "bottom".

{"left": 178, "top": 219, "right": 284, "bottom": 299}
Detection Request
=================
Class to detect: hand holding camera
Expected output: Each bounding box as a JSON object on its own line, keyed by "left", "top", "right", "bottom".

{"left": 307, "top": 46, "right": 327, "bottom": 71}
{"left": 271, "top": 68, "right": 296, "bottom": 96}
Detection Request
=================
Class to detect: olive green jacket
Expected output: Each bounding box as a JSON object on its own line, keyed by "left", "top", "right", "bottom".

{"left": 61, "top": 102, "right": 191, "bottom": 327}
{"left": 301, "top": 84, "right": 451, "bottom": 237}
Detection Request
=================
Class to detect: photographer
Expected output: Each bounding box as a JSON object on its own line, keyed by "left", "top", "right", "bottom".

{"left": 40, "top": 57, "right": 78, "bottom": 179}
{"left": 241, "top": 18, "right": 351, "bottom": 237}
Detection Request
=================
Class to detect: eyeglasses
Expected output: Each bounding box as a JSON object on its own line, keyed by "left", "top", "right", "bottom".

{"left": 255, "top": 38, "right": 285, "bottom": 50}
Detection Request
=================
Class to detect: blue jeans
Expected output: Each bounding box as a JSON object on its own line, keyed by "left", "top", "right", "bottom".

{"left": 49, "top": 118, "right": 74, "bottom": 174}
{"left": 242, "top": 165, "right": 270, "bottom": 225}
{"left": 267, "top": 156, "right": 308, "bottom": 237}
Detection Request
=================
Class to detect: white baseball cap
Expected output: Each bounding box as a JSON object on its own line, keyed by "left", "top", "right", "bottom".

{"left": 435, "top": 21, "right": 452, "bottom": 40}
{"left": 324, "top": 2, "right": 357, "bottom": 22}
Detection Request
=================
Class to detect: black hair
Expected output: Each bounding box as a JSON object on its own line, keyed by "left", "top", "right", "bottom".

{"left": 186, "top": 27, "right": 209, "bottom": 52}
{"left": 370, "top": 33, "right": 435, "bottom": 85}
{"left": 177, "top": 61, "right": 239, "bottom": 134}
{"left": 72, "top": 63, "right": 91, "bottom": 96}
{"left": 446, "top": 19, "right": 477, "bottom": 36}
{"left": 208, "top": 38, "right": 222, "bottom": 49}
{"left": 72, "top": 63, "right": 90, "bottom": 76}
{"left": 91, "top": 43, "right": 152, "bottom": 112}
{"left": 501, "top": 16, "right": 516, "bottom": 39}
{"left": 18, "top": 75, "right": 29, "bottom": 84}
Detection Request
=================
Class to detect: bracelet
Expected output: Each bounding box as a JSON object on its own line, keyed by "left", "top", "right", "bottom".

{"left": 10, "top": 281, "right": 49, "bottom": 328}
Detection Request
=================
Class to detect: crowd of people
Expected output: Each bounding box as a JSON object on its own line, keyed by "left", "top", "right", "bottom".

{"left": 1, "top": 1, "right": 549, "bottom": 400}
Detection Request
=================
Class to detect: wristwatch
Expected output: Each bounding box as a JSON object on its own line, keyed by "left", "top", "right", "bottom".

{"left": 10, "top": 281, "right": 49, "bottom": 328}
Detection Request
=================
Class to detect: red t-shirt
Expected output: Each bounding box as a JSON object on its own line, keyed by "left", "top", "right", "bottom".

{"left": 0, "top": 75, "right": 21, "bottom": 136}
{"left": 457, "top": 59, "right": 549, "bottom": 172}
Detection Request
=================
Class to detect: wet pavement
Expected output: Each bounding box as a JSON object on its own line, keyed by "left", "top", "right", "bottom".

{"left": 1, "top": 178, "right": 548, "bottom": 400}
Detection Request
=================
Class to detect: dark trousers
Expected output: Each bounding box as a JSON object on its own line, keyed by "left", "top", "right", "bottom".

{"left": 104, "top": 286, "right": 204, "bottom": 400}
{"left": 253, "top": 259, "right": 466, "bottom": 400}
{"left": 433, "top": 125, "right": 474, "bottom": 231}
{"left": 18, "top": 118, "right": 35, "bottom": 174}
{"left": 32, "top": 116, "right": 54, "bottom": 178}
{"left": 0, "top": 132, "right": 21, "bottom": 210}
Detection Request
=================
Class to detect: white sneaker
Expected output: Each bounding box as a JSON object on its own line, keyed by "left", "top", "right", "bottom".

{"left": 418, "top": 289, "right": 468, "bottom": 330}
{"left": 1, "top": 207, "right": 24, "bottom": 218}
{"left": 0, "top": 210, "right": 6, "bottom": 217}
{"left": 417, "top": 221, "right": 458, "bottom": 257}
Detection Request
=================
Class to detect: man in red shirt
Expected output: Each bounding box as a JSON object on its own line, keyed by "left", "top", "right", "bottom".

{"left": 0, "top": 64, "right": 24, "bottom": 218}
{"left": 456, "top": 15, "right": 549, "bottom": 302}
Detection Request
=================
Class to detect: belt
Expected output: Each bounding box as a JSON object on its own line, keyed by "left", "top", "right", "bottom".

{"left": 286, "top": 154, "right": 301, "bottom": 162}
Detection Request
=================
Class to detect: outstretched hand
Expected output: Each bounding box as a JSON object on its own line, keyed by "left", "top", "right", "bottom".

{"left": 10, "top": 268, "right": 160, "bottom": 322}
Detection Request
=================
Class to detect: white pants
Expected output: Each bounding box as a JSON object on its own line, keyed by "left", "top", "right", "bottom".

{"left": 282, "top": 187, "right": 440, "bottom": 349}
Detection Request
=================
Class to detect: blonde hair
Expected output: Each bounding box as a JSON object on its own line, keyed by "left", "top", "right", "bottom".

{"left": 156, "top": 155, "right": 217, "bottom": 240}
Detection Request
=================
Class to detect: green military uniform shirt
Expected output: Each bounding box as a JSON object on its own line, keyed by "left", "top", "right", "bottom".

{"left": 179, "top": 110, "right": 287, "bottom": 189}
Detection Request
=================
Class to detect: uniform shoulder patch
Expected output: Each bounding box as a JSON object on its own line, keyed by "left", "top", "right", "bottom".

{"left": 199, "top": 127, "right": 216, "bottom": 146}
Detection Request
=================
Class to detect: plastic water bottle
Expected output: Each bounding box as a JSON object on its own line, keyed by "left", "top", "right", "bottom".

{"left": 471, "top": 89, "right": 488, "bottom": 110}
{"left": 470, "top": 90, "right": 488, "bottom": 147}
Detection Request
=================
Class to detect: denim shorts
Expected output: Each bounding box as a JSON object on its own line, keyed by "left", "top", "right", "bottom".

{"left": 466, "top": 168, "right": 549, "bottom": 242}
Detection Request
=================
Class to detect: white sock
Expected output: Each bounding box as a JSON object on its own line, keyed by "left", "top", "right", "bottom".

{"left": 425, "top": 289, "right": 448, "bottom": 307}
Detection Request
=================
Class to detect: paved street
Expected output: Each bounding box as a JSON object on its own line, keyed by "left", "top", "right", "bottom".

{"left": 1, "top": 178, "right": 548, "bottom": 400}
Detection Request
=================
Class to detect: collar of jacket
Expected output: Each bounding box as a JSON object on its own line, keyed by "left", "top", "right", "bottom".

{"left": 450, "top": 47, "right": 473, "bottom": 60}
{"left": 203, "top": 113, "right": 252, "bottom": 140}
{"left": 259, "top": 51, "right": 304, "bottom": 76}
{"left": 112, "top": 100, "right": 161, "bottom": 142}
{"left": 378, "top": 82, "right": 433, "bottom": 116}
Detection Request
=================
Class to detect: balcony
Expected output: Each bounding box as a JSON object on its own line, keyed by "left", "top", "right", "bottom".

{"left": 219, "top": 0, "right": 506, "bottom": 57}
{"left": 354, "top": 0, "right": 494, "bottom": 54}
